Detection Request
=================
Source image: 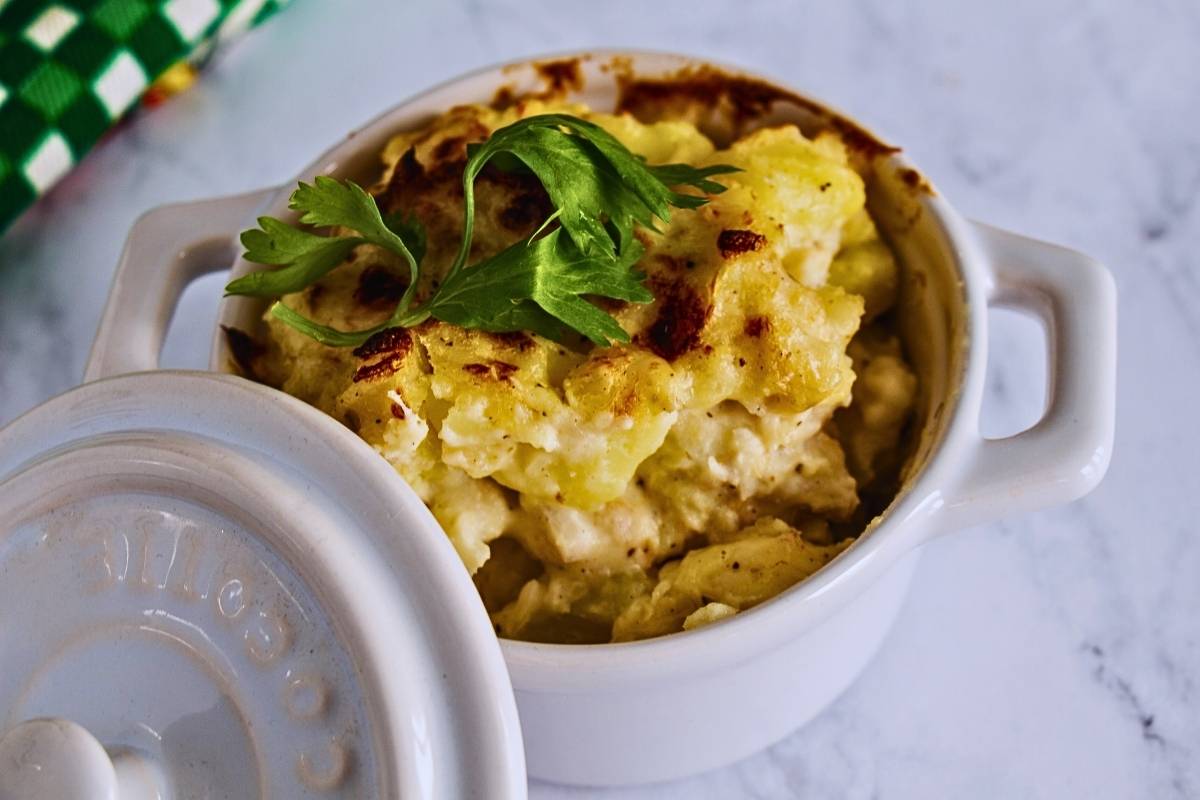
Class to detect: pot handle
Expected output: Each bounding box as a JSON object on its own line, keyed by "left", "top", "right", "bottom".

{"left": 935, "top": 222, "right": 1116, "bottom": 533}
{"left": 84, "top": 187, "right": 280, "bottom": 382}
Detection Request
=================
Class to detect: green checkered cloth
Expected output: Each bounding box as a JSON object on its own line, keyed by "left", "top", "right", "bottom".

{"left": 0, "top": 0, "right": 288, "bottom": 232}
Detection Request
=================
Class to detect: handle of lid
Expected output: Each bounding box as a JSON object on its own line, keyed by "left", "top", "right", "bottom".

{"left": 84, "top": 187, "right": 281, "bottom": 382}
{"left": 0, "top": 718, "right": 170, "bottom": 800}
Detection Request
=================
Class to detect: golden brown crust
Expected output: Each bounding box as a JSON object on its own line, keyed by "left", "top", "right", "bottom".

{"left": 615, "top": 64, "right": 900, "bottom": 158}
{"left": 534, "top": 58, "right": 584, "bottom": 95}
{"left": 743, "top": 315, "right": 770, "bottom": 338}
{"left": 353, "top": 266, "right": 407, "bottom": 309}
{"left": 352, "top": 327, "right": 413, "bottom": 383}
{"left": 462, "top": 360, "right": 520, "bottom": 384}
{"left": 639, "top": 278, "right": 711, "bottom": 362}
{"left": 897, "top": 166, "right": 935, "bottom": 196}
{"left": 221, "top": 325, "right": 264, "bottom": 379}
{"left": 717, "top": 228, "right": 766, "bottom": 259}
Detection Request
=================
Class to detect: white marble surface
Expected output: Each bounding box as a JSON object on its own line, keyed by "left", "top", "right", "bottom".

{"left": 1, "top": 0, "right": 1196, "bottom": 797}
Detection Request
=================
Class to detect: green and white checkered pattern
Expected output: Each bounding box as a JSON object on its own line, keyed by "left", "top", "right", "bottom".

{"left": 0, "top": 0, "right": 288, "bottom": 232}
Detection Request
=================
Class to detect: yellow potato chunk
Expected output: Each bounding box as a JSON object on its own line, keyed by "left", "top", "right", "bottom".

{"left": 639, "top": 400, "right": 858, "bottom": 542}
{"left": 683, "top": 602, "right": 738, "bottom": 631}
{"left": 493, "top": 565, "right": 654, "bottom": 644}
{"left": 591, "top": 114, "right": 716, "bottom": 164}
{"left": 680, "top": 266, "right": 862, "bottom": 414}
{"left": 610, "top": 518, "right": 849, "bottom": 641}
{"left": 427, "top": 333, "right": 681, "bottom": 510}
{"left": 836, "top": 327, "right": 918, "bottom": 487}
{"left": 516, "top": 485, "right": 661, "bottom": 568}
{"left": 667, "top": 518, "right": 850, "bottom": 608}
{"left": 708, "top": 126, "right": 865, "bottom": 287}
{"left": 611, "top": 574, "right": 700, "bottom": 642}
{"left": 829, "top": 210, "right": 899, "bottom": 322}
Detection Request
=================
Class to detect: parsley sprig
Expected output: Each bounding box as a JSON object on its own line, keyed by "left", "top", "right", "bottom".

{"left": 226, "top": 114, "right": 738, "bottom": 347}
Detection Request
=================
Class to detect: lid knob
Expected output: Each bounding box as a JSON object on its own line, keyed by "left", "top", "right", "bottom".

{"left": 0, "top": 719, "right": 170, "bottom": 800}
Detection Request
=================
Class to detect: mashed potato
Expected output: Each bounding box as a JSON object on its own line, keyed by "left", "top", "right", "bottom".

{"left": 246, "top": 99, "right": 917, "bottom": 643}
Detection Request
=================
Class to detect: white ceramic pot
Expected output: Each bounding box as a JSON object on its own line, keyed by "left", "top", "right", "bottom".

{"left": 82, "top": 52, "right": 1116, "bottom": 787}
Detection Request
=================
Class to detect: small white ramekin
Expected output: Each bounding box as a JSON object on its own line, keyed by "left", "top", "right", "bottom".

{"left": 85, "top": 52, "right": 1116, "bottom": 786}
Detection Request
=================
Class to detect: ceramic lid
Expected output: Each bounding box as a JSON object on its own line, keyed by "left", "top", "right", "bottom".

{"left": 0, "top": 371, "right": 526, "bottom": 799}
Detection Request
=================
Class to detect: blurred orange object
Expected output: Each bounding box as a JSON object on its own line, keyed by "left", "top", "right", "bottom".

{"left": 142, "top": 62, "right": 200, "bottom": 109}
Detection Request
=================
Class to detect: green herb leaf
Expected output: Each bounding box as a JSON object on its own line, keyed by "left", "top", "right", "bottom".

{"left": 454, "top": 114, "right": 739, "bottom": 271}
{"left": 290, "top": 177, "right": 403, "bottom": 251}
{"left": 228, "top": 177, "right": 424, "bottom": 310}
{"left": 289, "top": 176, "right": 422, "bottom": 312}
{"left": 383, "top": 210, "right": 428, "bottom": 265}
{"left": 427, "top": 228, "right": 649, "bottom": 346}
{"left": 267, "top": 300, "right": 408, "bottom": 347}
{"left": 241, "top": 216, "right": 346, "bottom": 265}
{"left": 227, "top": 234, "right": 360, "bottom": 297}
{"left": 649, "top": 162, "right": 741, "bottom": 208}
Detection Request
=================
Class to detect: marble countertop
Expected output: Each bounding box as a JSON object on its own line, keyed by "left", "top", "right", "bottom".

{"left": 1, "top": 1, "right": 1196, "bottom": 797}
